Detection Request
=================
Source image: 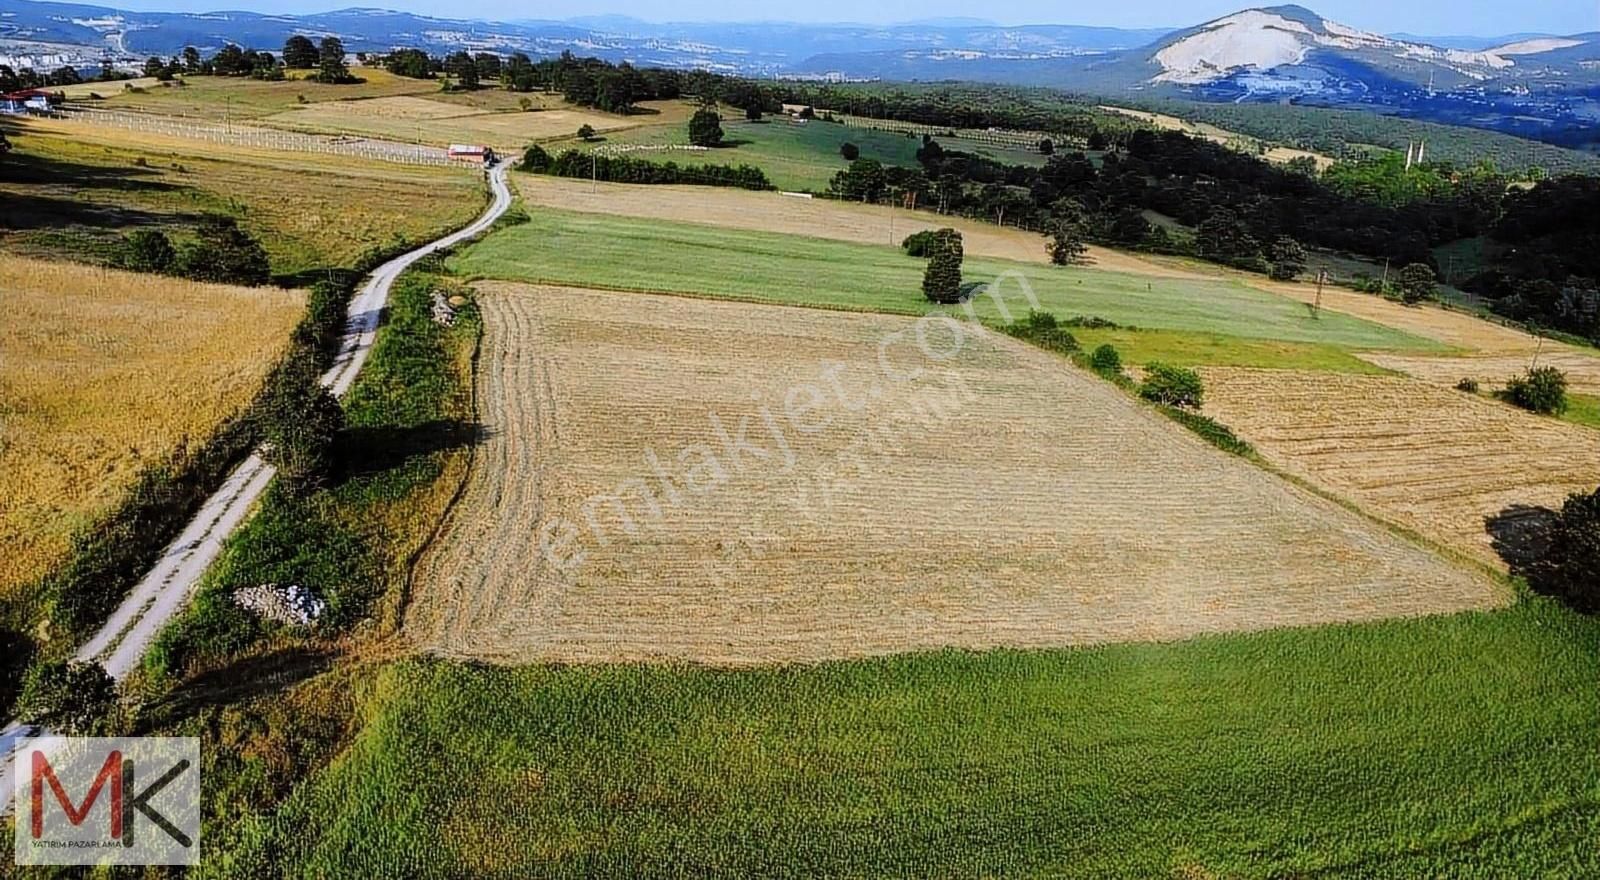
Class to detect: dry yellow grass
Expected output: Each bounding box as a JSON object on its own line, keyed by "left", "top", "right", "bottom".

{"left": 404, "top": 284, "right": 1499, "bottom": 665}
{"left": 259, "top": 97, "right": 689, "bottom": 152}
{"left": 4, "top": 119, "right": 483, "bottom": 274}
{"left": 1200, "top": 367, "right": 1600, "bottom": 568}
{"left": 1357, "top": 350, "right": 1600, "bottom": 397}
{"left": 0, "top": 255, "right": 302, "bottom": 598}
{"left": 1099, "top": 105, "right": 1336, "bottom": 170}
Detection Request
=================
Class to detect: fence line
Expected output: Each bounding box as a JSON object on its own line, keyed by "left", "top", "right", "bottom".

{"left": 834, "top": 114, "right": 1084, "bottom": 152}
{"left": 53, "top": 106, "right": 460, "bottom": 168}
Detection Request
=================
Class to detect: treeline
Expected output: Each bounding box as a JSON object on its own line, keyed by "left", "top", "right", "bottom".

{"left": 1129, "top": 98, "right": 1600, "bottom": 177}
{"left": 1464, "top": 176, "right": 1600, "bottom": 344}
{"left": 379, "top": 48, "right": 692, "bottom": 113}
{"left": 0, "top": 36, "right": 356, "bottom": 92}
{"left": 520, "top": 145, "right": 772, "bottom": 190}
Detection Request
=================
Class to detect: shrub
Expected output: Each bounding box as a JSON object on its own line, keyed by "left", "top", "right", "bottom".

{"left": 1529, "top": 486, "right": 1600, "bottom": 612}
{"left": 1160, "top": 407, "right": 1253, "bottom": 457}
{"left": 1504, "top": 366, "right": 1568, "bottom": 415}
{"left": 15, "top": 661, "right": 117, "bottom": 735}
{"left": 921, "top": 228, "right": 964, "bottom": 304}
{"left": 174, "top": 216, "right": 270, "bottom": 285}
{"left": 1089, "top": 344, "right": 1122, "bottom": 374}
{"left": 744, "top": 105, "right": 761, "bottom": 121}
{"left": 520, "top": 144, "right": 552, "bottom": 172}
{"left": 1269, "top": 236, "right": 1307, "bottom": 281}
{"left": 901, "top": 230, "right": 937, "bottom": 257}
{"left": 1007, "top": 310, "right": 1079, "bottom": 352}
{"left": 1456, "top": 377, "right": 1480, "bottom": 393}
{"left": 122, "top": 228, "right": 175, "bottom": 273}
{"left": 259, "top": 352, "right": 345, "bottom": 494}
{"left": 1397, "top": 262, "right": 1437, "bottom": 304}
{"left": 576, "top": 123, "right": 596, "bottom": 141}
{"left": 840, "top": 142, "right": 860, "bottom": 161}
{"left": 1139, "top": 362, "right": 1204, "bottom": 409}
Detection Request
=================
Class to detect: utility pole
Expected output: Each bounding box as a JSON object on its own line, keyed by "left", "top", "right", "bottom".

{"left": 1314, "top": 269, "right": 1326, "bottom": 318}
{"left": 591, "top": 153, "right": 597, "bottom": 193}
{"left": 1381, "top": 257, "right": 1391, "bottom": 290}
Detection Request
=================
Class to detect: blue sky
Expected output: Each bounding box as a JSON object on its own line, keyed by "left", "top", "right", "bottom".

{"left": 108, "top": 0, "right": 1597, "bottom": 37}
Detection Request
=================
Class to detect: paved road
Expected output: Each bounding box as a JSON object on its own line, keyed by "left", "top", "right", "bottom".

{"left": 1, "top": 164, "right": 513, "bottom": 807}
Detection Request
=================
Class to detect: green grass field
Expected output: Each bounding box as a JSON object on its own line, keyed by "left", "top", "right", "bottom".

{"left": 1562, "top": 393, "right": 1600, "bottom": 431}
{"left": 216, "top": 599, "right": 1600, "bottom": 878}
{"left": 560, "top": 117, "right": 1044, "bottom": 192}
{"left": 559, "top": 117, "right": 925, "bottom": 191}
{"left": 450, "top": 207, "right": 1445, "bottom": 354}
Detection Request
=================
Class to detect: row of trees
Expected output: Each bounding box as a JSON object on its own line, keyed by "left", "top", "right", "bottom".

{"left": 118, "top": 218, "right": 271, "bottom": 286}
{"left": 520, "top": 145, "right": 772, "bottom": 190}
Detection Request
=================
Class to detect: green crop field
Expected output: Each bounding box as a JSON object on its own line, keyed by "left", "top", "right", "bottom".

{"left": 450, "top": 207, "right": 1445, "bottom": 354}
{"left": 217, "top": 599, "right": 1599, "bottom": 878}
{"left": 560, "top": 117, "right": 1043, "bottom": 192}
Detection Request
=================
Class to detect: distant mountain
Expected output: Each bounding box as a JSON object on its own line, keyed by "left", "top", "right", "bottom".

{"left": 2, "top": 0, "right": 1596, "bottom": 152}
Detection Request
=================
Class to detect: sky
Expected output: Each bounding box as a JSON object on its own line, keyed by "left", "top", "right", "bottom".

{"left": 101, "top": 0, "right": 1599, "bottom": 38}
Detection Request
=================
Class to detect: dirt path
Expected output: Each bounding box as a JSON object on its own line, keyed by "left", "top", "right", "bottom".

{"left": 0, "top": 165, "right": 515, "bottom": 814}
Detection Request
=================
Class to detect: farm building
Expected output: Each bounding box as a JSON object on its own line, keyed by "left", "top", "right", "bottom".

{"left": 448, "top": 144, "right": 496, "bottom": 164}
{"left": 1, "top": 90, "right": 54, "bottom": 115}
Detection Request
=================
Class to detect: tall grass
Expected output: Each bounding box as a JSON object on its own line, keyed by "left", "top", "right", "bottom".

{"left": 215, "top": 599, "right": 1600, "bottom": 879}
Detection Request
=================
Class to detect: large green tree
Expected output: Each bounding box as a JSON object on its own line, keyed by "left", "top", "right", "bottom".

{"left": 317, "top": 36, "right": 350, "bottom": 84}
{"left": 283, "top": 35, "right": 319, "bottom": 69}
{"left": 1397, "top": 262, "right": 1436, "bottom": 304}
{"left": 174, "top": 217, "right": 271, "bottom": 285}
{"left": 1269, "top": 236, "right": 1308, "bottom": 281}
{"left": 688, "top": 107, "right": 724, "bottom": 147}
{"left": 922, "top": 228, "right": 964, "bottom": 304}
{"left": 1530, "top": 486, "right": 1600, "bottom": 612}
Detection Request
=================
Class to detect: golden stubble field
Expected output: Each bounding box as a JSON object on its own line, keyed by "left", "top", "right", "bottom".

{"left": 1201, "top": 367, "right": 1600, "bottom": 568}
{"left": 404, "top": 284, "right": 1501, "bottom": 665}
{"left": 0, "top": 256, "right": 302, "bottom": 598}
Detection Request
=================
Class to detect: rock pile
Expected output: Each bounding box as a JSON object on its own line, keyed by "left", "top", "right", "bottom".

{"left": 232, "top": 583, "right": 327, "bottom": 626}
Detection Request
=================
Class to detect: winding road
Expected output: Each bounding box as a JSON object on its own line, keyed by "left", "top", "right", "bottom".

{"left": 1, "top": 164, "right": 513, "bottom": 807}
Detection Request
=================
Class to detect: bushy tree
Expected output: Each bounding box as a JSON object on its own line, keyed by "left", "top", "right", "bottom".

{"left": 1139, "top": 363, "right": 1204, "bottom": 408}
{"left": 901, "top": 229, "right": 936, "bottom": 257}
{"left": 576, "top": 123, "right": 596, "bottom": 141}
{"left": 16, "top": 661, "right": 117, "bottom": 735}
{"left": 1039, "top": 138, "right": 1054, "bottom": 155}
{"left": 1397, "top": 262, "right": 1436, "bottom": 304}
{"left": 830, "top": 157, "right": 886, "bottom": 202}
{"left": 921, "top": 228, "right": 964, "bottom": 304}
{"left": 283, "top": 35, "right": 318, "bottom": 69}
{"left": 1269, "top": 236, "right": 1307, "bottom": 281}
{"left": 384, "top": 48, "right": 433, "bottom": 79}
{"left": 182, "top": 46, "right": 202, "bottom": 72}
{"left": 1529, "top": 486, "right": 1600, "bottom": 612}
{"left": 175, "top": 217, "right": 270, "bottom": 285}
{"left": 1504, "top": 366, "right": 1569, "bottom": 415}
{"left": 840, "top": 141, "right": 860, "bottom": 161}
{"left": 688, "top": 107, "right": 723, "bottom": 147}
{"left": 1089, "top": 343, "right": 1122, "bottom": 374}
{"left": 123, "top": 229, "right": 175, "bottom": 273}
{"left": 259, "top": 353, "right": 344, "bottom": 493}
{"left": 744, "top": 105, "right": 762, "bottom": 121}
{"left": 520, "top": 144, "right": 552, "bottom": 172}
{"left": 1196, "top": 209, "right": 1262, "bottom": 270}
{"left": 1046, "top": 220, "right": 1087, "bottom": 265}
{"left": 443, "top": 51, "right": 478, "bottom": 89}
{"left": 317, "top": 36, "right": 351, "bottom": 84}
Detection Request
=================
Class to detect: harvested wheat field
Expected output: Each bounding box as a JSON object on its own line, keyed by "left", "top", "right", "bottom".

{"left": 405, "top": 283, "right": 1498, "bottom": 665}
{"left": 0, "top": 256, "right": 302, "bottom": 598}
{"left": 514, "top": 174, "right": 1198, "bottom": 277}
{"left": 1201, "top": 367, "right": 1600, "bottom": 568}
{"left": 1357, "top": 350, "right": 1600, "bottom": 397}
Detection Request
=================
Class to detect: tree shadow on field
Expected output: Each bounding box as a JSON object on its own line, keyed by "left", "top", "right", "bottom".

{"left": 1484, "top": 503, "right": 1558, "bottom": 580}
{"left": 712, "top": 138, "right": 752, "bottom": 148}
{"left": 0, "top": 133, "right": 192, "bottom": 232}
{"left": 332, "top": 419, "right": 488, "bottom": 486}
{"left": 140, "top": 645, "right": 337, "bottom": 727}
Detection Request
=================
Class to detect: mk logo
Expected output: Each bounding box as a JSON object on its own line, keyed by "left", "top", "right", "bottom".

{"left": 14, "top": 737, "right": 199, "bottom": 866}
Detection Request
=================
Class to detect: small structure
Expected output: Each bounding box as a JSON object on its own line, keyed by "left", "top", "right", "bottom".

{"left": 448, "top": 143, "right": 495, "bottom": 164}
{"left": 1, "top": 89, "right": 53, "bottom": 115}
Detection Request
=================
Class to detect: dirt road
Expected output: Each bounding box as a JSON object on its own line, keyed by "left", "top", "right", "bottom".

{"left": 0, "top": 164, "right": 513, "bottom": 810}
